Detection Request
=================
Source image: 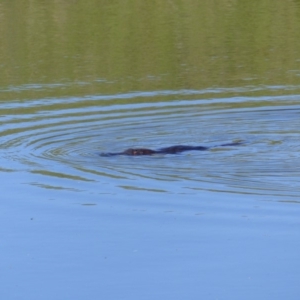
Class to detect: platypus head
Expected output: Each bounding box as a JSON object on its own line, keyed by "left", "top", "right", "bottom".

{"left": 123, "top": 148, "right": 156, "bottom": 155}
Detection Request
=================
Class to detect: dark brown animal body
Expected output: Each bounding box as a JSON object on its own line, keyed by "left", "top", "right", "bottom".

{"left": 100, "top": 142, "right": 242, "bottom": 157}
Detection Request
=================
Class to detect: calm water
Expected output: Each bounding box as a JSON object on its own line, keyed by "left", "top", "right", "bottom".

{"left": 1, "top": 2, "right": 300, "bottom": 300}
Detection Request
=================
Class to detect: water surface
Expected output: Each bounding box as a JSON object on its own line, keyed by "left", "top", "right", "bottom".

{"left": 1, "top": 1, "right": 300, "bottom": 300}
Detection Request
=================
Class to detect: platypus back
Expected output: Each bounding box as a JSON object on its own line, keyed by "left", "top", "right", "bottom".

{"left": 100, "top": 141, "right": 243, "bottom": 157}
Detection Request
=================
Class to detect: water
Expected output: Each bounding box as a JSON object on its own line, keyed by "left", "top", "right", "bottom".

{"left": 1, "top": 85, "right": 300, "bottom": 300}
{"left": 2, "top": 87, "right": 300, "bottom": 198}
{"left": 1, "top": 1, "right": 300, "bottom": 300}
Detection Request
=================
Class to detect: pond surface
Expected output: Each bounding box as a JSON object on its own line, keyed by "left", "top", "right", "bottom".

{"left": 2, "top": 87, "right": 300, "bottom": 199}
{"left": 1, "top": 1, "right": 300, "bottom": 300}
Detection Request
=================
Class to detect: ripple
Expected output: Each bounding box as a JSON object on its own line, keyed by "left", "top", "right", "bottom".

{"left": 1, "top": 87, "right": 300, "bottom": 198}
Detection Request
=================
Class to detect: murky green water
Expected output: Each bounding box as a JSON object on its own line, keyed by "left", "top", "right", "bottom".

{"left": 1, "top": 2, "right": 300, "bottom": 300}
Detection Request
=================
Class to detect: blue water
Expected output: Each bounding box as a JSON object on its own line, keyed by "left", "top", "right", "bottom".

{"left": 1, "top": 86, "right": 300, "bottom": 300}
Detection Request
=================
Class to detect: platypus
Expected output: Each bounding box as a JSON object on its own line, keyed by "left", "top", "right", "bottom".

{"left": 100, "top": 142, "right": 242, "bottom": 157}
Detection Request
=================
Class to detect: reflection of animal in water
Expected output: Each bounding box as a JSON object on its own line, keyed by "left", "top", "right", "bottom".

{"left": 100, "top": 142, "right": 243, "bottom": 157}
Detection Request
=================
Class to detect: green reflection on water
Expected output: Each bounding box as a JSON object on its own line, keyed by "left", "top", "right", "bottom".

{"left": 0, "top": 0, "right": 300, "bottom": 99}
